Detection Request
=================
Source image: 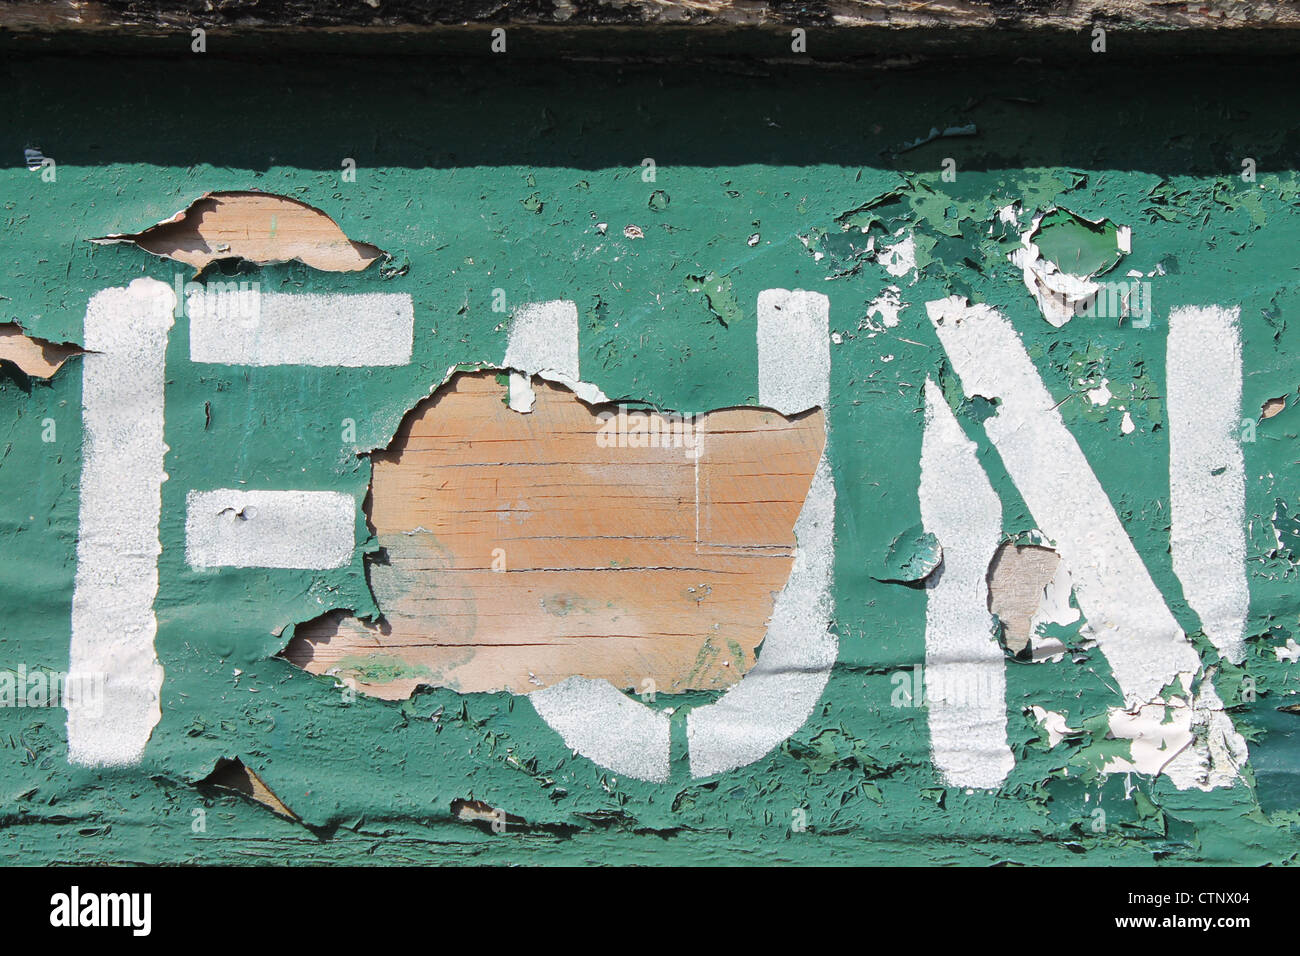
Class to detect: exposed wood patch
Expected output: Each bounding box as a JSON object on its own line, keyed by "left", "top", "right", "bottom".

{"left": 284, "top": 370, "right": 825, "bottom": 697}
{"left": 0, "top": 324, "right": 82, "bottom": 378}
{"left": 90, "top": 191, "right": 385, "bottom": 273}
{"left": 987, "top": 542, "right": 1061, "bottom": 656}
{"left": 199, "top": 757, "right": 298, "bottom": 820}
{"left": 451, "top": 798, "right": 502, "bottom": 825}
{"left": 450, "top": 798, "right": 583, "bottom": 835}
{"left": 1262, "top": 394, "right": 1288, "bottom": 419}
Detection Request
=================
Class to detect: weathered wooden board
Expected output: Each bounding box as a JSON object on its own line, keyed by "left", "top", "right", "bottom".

{"left": 3, "top": 44, "right": 1300, "bottom": 867}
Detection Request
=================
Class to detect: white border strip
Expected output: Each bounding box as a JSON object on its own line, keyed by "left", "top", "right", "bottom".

{"left": 68, "top": 279, "right": 173, "bottom": 766}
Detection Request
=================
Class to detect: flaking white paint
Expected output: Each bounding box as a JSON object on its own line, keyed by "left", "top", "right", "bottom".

{"left": 185, "top": 489, "right": 356, "bottom": 570}
{"left": 926, "top": 295, "right": 1245, "bottom": 789}
{"left": 189, "top": 291, "right": 413, "bottom": 367}
{"left": 919, "top": 378, "right": 1014, "bottom": 789}
{"left": 1167, "top": 305, "right": 1249, "bottom": 664}
{"left": 68, "top": 279, "right": 173, "bottom": 766}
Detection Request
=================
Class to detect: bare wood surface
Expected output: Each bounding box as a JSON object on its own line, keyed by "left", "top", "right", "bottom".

{"left": 0, "top": 324, "right": 81, "bottom": 378}
{"left": 285, "top": 371, "right": 825, "bottom": 697}
{"left": 91, "top": 191, "right": 384, "bottom": 273}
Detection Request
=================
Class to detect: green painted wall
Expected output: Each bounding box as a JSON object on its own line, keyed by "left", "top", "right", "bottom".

{"left": 1, "top": 52, "right": 1298, "bottom": 864}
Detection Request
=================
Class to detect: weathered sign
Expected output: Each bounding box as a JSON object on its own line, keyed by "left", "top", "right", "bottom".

{"left": 2, "top": 49, "right": 1298, "bottom": 866}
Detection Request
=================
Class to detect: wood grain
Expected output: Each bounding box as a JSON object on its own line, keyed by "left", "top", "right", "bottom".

{"left": 91, "top": 191, "right": 384, "bottom": 273}
{"left": 284, "top": 371, "right": 825, "bottom": 697}
{"left": 0, "top": 324, "right": 81, "bottom": 378}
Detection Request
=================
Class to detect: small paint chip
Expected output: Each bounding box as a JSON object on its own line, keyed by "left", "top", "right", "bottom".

{"left": 987, "top": 541, "right": 1078, "bottom": 659}
{"left": 871, "top": 523, "right": 942, "bottom": 585}
{"left": 1086, "top": 378, "right": 1112, "bottom": 406}
{"left": 1275, "top": 638, "right": 1300, "bottom": 663}
{"left": 199, "top": 757, "right": 298, "bottom": 821}
{"left": 1028, "top": 706, "right": 1084, "bottom": 748}
{"left": 1261, "top": 395, "right": 1288, "bottom": 419}
{"left": 876, "top": 233, "right": 917, "bottom": 281}
{"left": 861, "top": 286, "right": 905, "bottom": 334}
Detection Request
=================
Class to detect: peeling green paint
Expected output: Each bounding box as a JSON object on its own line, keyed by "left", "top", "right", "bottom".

{"left": 871, "top": 523, "right": 942, "bottom": 584}
{"left": 1031, "top": 207, "right": 1124, "bottom": 277}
